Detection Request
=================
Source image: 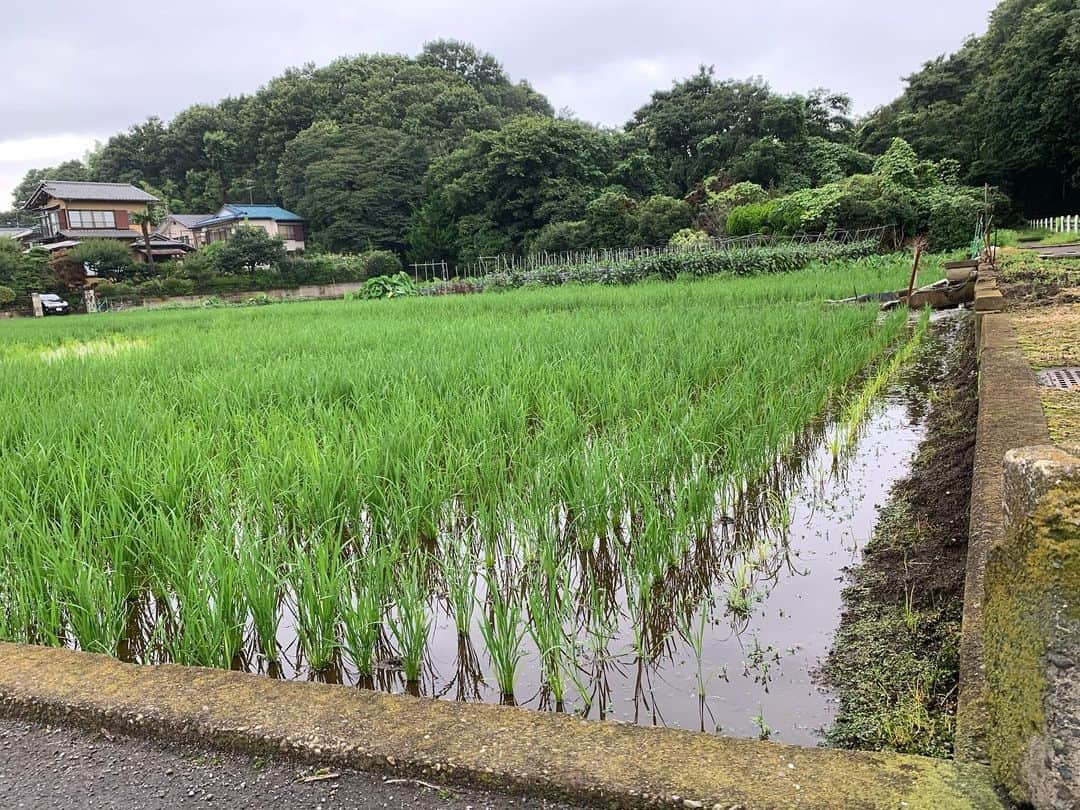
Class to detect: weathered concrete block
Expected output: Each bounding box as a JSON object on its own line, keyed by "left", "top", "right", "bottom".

{"left": 974, "top": 289, "right": 1005, "bottom": 312}
{"left": 985, "top": 444, "right": 1080, "bottom": 808}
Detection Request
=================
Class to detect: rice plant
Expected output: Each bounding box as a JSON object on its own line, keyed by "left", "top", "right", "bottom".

{"left": 237, "top": 532, "right": 282, "bottom": 663}
{"left": 477, "top": 571, "right": 527, "bottom": 700}
{"left": 341, "top": 545, "right": 394, "bottom": 677}
{"left": 388, "top": 560, "right": 431, "bottom": 684}
{"left": 438, "top": 534, "right": 477, "bottom": 636}
{"left": 525, "top": 543, "right": 573, "bottom": 706}
{"left": 289, "top": 531, "right": 348, "bottom": 672}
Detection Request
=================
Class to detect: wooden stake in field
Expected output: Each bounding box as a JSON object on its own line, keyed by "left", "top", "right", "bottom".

{"left": 905, "top": 239, "right": 925, "bottom": 306}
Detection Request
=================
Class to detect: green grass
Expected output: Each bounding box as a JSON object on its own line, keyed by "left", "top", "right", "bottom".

{"left": 996, "top": 228, "right": 1080, "bottom": 247}
{"left": 0, "top": 255, "right": 923, "bottom": 704}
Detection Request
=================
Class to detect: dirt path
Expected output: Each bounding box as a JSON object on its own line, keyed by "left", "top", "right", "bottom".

{"left": 0, "top": 716, "right": 581, "bottom": 810}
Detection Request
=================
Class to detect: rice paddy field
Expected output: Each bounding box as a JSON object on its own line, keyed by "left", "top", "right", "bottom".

{"left": 0, "top": 255, "right": 936, "bottom": 742}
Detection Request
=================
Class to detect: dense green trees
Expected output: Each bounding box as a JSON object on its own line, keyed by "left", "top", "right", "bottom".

{"left": 12, "top": 0, "right": 1074, "bottom": 262}
{"left": 409, "top": 116, "right": 615, "bottom": 261}
{"left": 627, "top": 68, "right": 857, "bottom": 195}
{"left": 279, "top": 123, "right": 428, "bottom": 253}
{"left": 40, "top": 41, "right": 548, "bottom": 219}
{"left": 11, "top": 160, "right": 89, "bottom": 208}
{"left": 857, "top": 0, "right": 1080, "bottom": 213}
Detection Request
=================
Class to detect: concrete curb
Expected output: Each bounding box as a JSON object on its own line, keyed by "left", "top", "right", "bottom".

{"left": 956, "top": 271, "right": 1051, "bottom": 762}
{"left": 0, "top": 644, "right": 1002, "bottom": 809}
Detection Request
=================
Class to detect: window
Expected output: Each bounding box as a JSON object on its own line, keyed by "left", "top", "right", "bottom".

{"left": 68, "top": 210, "right": 116, "bottom": 229}
{"left": 278, "top": 222, "right": 303, "bottom": 241}
{"left": 42, "top": 211, "right": 60, "bottom": 237}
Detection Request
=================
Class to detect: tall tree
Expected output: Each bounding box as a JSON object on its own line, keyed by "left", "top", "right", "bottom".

{"left": 410, "top": 116, "right": 615, "bottom": 261}
{"left": 278, "top": 123, "right": 428, "bottom": 253}
{"left": 858, "top": 0, "right": 1079, "bottom": 212}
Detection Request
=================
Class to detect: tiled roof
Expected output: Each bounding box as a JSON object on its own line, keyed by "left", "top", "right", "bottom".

{"left": 194, "top": 204, "right": 303, "bottom": 228}
{"left": 28, "top": 181, "right": 159, "bottom": 207}
{"left": 0, "top": 227, "right": 34, "bottom": 238}
{"left": 161, "top": 214, "right": 211, "bottom": 229}
{"left": 58, "top": 229, "right": 140, "bottom": 239}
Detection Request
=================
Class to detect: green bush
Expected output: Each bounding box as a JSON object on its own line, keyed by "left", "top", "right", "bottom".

{"left": 361, "top": 250, "right": 403, "bottom": 278}
{"left": 668, "top": 228, "right": 713, "bottom": 249}
{"left": 94, "top": 281, "right": 138, "bottom": 299}
{"left": 282, "top": 251, "right": 402, "bottom": 285}
{"left": 525, "top": 220, "right": 592, "bottom": 254}
{"left": 726, "top": 201, "right": 779, "bottom": 236}
{"left": 67, "top": 239, "right": 134, "bottom": 279}
{"left": 922, "top": 186, "right": 985, "bottom": 252}
{"left": 0, "top": 285, "right": 15, "bottom": 306}
{"left": 212, "top": 226, "right": 287, "bottom": 274}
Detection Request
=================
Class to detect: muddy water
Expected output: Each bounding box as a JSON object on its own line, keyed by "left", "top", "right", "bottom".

{"left": 255, "top": 366, "right": 928, "bottom": 745}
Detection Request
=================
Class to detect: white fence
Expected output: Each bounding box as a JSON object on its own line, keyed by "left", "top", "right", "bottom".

{"left": 1029, "top": 214, "right": 1080, "bottom": 233}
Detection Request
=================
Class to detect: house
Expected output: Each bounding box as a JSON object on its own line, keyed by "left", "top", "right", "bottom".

{"left": 155, "top": 213, "right": 212, "bottom": 248}
{"left": 21, "top": 181, "right": 193, "bottom": 261}
{"left": 192, "top": 204, "right": 306, "bottom": 253}
{"left": 23, "top": 181, "right": 159, "bottom": 245}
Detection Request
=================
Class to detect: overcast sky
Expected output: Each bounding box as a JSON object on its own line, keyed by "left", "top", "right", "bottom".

{"left": 0, "top": 0, "right": 998, "bottom": 208}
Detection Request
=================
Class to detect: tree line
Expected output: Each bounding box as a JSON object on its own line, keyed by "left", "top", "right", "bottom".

{"left": 5, "top": 0, "right": 1077, "bottom": 263}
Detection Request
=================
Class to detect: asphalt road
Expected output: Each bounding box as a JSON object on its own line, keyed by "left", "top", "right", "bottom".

{"left": 0, "top": 717, "right": 583, "bottom": 810}
{"left": 1020, "top": 242, "right": 1080, "bottom": 258}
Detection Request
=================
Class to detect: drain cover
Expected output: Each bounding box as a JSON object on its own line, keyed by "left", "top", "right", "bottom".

{"left": 1037, "top": 367, "right": 1080, "bottom": 390}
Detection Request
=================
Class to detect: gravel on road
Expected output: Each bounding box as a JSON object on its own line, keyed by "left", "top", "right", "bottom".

{"left": 0, "top": 717, "right": 583, "bottom": 810}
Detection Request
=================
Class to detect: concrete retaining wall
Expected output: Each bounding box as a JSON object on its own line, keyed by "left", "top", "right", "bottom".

{"left": 0, "top": 644, "right": 1002, "bottom": 809}
{"left": 123, "top": 280, "right": 368, "bottom": 310}
{"left": 985, "top": 445, "right": 1080, "bottom": 808}
{"left": 960, "top": 265, "right": 1080, "bottom": 808}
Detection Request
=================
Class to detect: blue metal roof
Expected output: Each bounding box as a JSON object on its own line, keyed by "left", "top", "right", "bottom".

{"left": 194, "top": 204, "right": 303, "bottom": 228}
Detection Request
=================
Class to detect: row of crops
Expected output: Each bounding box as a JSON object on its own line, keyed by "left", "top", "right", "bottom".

{"left": 0, "top": 255, "right": 928, "bottom": 724}
{"left": 423, "top": 239, "right": 880, "bottom": 294}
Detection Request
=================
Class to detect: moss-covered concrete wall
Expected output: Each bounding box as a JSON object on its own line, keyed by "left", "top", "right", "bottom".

{"left": 959, "top": 304, "right": 1049, "bottom": 762}
{"left": 985, "top": 444, "right": 1080, "bottom": 808}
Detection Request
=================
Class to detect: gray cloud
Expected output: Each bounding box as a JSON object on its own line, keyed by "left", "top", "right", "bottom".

{"left": 0, "top": 0, "right": 998, "bottom": 204}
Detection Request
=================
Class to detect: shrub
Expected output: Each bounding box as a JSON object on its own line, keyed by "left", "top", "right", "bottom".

{"left": 361, "top": 250, "right": 403, "bottom": 278}
{"left": 668, "top": 229, "right": 713, "bottom": 249}
{"left": 635, "top": 195, "right": 694, "bottom": 246}
{"left": 701, "top": 180, "right": 769, "bottom": 235}
{"left": 212, "top": 226, "right": 287, "bottom": 273}
{"left": 282, "top": 251, "right": 402, "bottom": 285}
{"left": 585, "top": 191, "right": 638, "bottom": 247}
{"left": 710, "top": 181, "right": 768, "bottom": 208}
{"left": 95, "top": 281, "right": 138, "bottom": 299}
{"left": 922, "top": 186, "right": 984, "bottom": 252}
{"left": 525, "top": 220, "right": 592, "bottom": 254}
{"left": 0, "top": 285, "right": 15, "bottom": 306}
{"left": 67, "top": 239, "right": 134, "bottom": 279}
{"left": 357, "top": 272, "right": 418, "bottom": 300}
{"left": 726, "top": 201, "right": 779, "bottom": 236}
